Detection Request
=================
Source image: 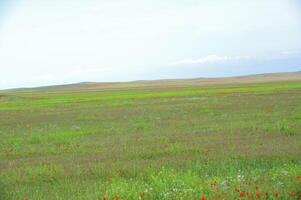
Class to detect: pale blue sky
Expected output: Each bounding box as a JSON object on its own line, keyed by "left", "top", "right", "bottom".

{"left": 0, "top": 0, "right": 301, "bottom": 89}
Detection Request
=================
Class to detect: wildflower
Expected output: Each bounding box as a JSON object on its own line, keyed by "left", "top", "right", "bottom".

{"left": 255, "top": 193, "right": 260, "bottom": 199}
{"left": 201, "top": 196, "right": 207, "bottom": 200}
{"left": 240, "top": 191, "right": 245, "bottom": 197}
{"left": 290, "top": 191, "right": 295, "bottom": 196}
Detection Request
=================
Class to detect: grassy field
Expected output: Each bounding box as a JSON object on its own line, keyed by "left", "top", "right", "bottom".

{"left": 0, "top": 74, "right": 301, "bottom": 199}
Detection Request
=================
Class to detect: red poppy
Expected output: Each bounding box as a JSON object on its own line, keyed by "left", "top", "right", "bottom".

{"left": 255, "top": 193, "right": 260, "bottom": 199}
{"left": 290, "top": 191, "right": 295, "bottom": 196}
{"left": 240, "top": 192, "right": 245, "bottom": 197}
{"left": 201, "top": 196, "right": 207, "bottom": 200}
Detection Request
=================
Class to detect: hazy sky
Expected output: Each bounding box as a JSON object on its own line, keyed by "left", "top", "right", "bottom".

{"left": 0, "top": 0, "right": 301, "bottom": 89}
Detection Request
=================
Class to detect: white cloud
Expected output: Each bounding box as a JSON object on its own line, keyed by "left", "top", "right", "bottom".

{"left": 174, "top": 55, "right": 230, "bottom": 65}
{"left": 281, "top": 50, "right": 301, "bottom": 55}
{"left": 173, "top": 55, "right": 252, "bottom": 65}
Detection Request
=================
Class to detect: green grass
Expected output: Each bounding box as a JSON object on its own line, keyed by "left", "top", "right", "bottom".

{"left": 0, "top": 80, "right": 301, "bottom": 199}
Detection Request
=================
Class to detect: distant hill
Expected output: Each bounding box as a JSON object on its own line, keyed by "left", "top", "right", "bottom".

{"left": 1, "top": 71, "right": 301, "bottom": 93}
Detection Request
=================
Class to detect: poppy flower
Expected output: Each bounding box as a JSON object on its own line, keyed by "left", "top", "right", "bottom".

{"left": 290, "top": 191, "right": 295, "bottom": 196}
{"left": 201, "top": 196, "right": 207, "bottom": 200}
{"left": 255, "top": 193, "right": 260, "bottom": 199}
{"left": 240, "top": 192, "right": 245, "bottom": 197}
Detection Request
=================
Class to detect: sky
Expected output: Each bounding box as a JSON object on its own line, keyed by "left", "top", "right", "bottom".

{"left": 0, "top": 0, "right": 301, "bottom": 89}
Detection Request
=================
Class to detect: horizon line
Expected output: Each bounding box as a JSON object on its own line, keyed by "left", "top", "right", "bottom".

{"left": 1, "top": 70, "right": 300, "bottom": 92}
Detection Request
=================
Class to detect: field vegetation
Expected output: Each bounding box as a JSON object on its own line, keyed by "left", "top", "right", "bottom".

{"left": 0, "top": 75, "right": 301, "bottom": 199}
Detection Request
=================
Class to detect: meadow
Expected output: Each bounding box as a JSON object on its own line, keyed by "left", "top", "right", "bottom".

{"left": 0, "top": 75, "right": 301, "bottom": 199}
